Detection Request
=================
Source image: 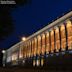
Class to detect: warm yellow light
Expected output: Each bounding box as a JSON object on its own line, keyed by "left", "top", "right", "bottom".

{"left": 22, "top": 37, "right": 26, "bottom": 41}
{"left": 2, "top": 50, "right": 6, "bottom": 54}
{"left": 36, "top": 59, "right": 40, "bottom": 66}
{"left": 33, "top": 60, "right": 35, "bottom": 66}
{"left": 19, "top": 54, "right": 23, "bottom": 58}
{"left": 61, "top": 24, "right": 65, "bottom": 30}
{"left": 41, "top": 58, "right": 44, "bottom": 66}
{"left": 66, "top": 20, "right": 71, "bottom": 27}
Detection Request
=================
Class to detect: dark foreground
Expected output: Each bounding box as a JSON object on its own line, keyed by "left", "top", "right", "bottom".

{"left": 2, "top": 52, "right": 72, "bottom": 72}
{"left": 0, "top": 66, "right": 72, "bottom": 72}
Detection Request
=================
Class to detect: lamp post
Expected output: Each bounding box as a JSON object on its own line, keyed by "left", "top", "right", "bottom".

{"left": 2, "top": 50, "right": 6, "bottom": 67}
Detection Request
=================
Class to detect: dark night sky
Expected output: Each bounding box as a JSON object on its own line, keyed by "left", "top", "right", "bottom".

{"left": 0, "top": 0, "right": 72, "bottom": 49}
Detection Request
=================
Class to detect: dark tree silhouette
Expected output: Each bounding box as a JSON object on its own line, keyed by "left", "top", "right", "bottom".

{"left": 0, "top": 0, "right": 32, "bottom": 67}
{"left": 0, "top": 0, "right": 32, "bottom": 41}
{"left": 0, "top": 5, "right": 14, "bottom": 41}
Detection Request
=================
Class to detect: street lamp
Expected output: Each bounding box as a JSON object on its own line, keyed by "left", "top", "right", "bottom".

{"left": 2, "top": 50, "right": 6, "bottom": 54}
{"left": 2, "top": 50, "right": 6, "bottom": 67}
{"left": 22, "top": 37, "right": 26, "bottom": 41}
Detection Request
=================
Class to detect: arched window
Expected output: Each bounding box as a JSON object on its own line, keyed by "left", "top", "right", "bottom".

{"left": 46, "top": 32, "right": 50, "bottom": 54}
{"left": 41, "top": 34, "right": 45, "bottom": 55}
{"left": 60, "top": 24, "right": 66, "bottom": 51}
{"left": 66, "top": 20, "right": 72, "bottom": 50}
{"left": 50, "top": 30, "right": 55, "bottom": 53}
{"left": 55, "top": 27, "right": 60, "bottom": 52}
{"left": 37, "top": 35, "right": 41, "bottom": 55}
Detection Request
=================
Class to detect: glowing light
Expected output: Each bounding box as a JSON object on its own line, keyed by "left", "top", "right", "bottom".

{"left": 41, "top": 59, "right": 44, "bottom": 66}
{"left": 22, "top": 37, "right": 26, "bottom": 41}
{"left": 36, "top": 59, "right": 40, "bottom": 66}
{"left": 23, "top": 60, "right": 25, "bottom": 63}
{"left": 33, "top": 60, "right": 35, "bottom": 66}
{"left": 2, "top": 50, "right": 6, "bottom": 54}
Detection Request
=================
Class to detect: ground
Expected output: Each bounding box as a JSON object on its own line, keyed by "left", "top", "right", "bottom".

{"left": 0, "top": 67, "right": 72, "bottom": 72}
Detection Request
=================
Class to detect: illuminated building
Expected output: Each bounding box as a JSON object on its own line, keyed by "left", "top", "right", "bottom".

{"left": 3, "top": 11, "right": 72, "bottom": 67}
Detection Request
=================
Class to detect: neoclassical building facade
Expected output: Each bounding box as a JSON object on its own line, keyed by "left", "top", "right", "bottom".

{"left": 3, "top": 11, "right": 72, "bottom": 67}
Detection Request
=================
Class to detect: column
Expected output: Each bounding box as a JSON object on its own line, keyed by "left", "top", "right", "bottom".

{"left": 37, "top": 35, "right": 41, "bottom": 56}
{"left": 60, "top": 24, "right": 66, "bottom": 51}
{"left": 54, "top": 27, "right": 60, "bottom": 52}
{"left": 45, "top": 31, "right": 50, "bottom": 54}
{"left": 41, "top": 33, "right": 46, "bottom": 55}
{"left": 66, "top": 20, "right": 72, "bottom": 50}
{"left": 34, "top": 38, "right": 37, "bottom": 56}
{"left": 50, "top": 29, "right": 55, "bottom": 53}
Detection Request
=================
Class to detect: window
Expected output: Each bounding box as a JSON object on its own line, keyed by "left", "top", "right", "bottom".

{"left": 12, "top": 53, "right": 18, "bottom": 61}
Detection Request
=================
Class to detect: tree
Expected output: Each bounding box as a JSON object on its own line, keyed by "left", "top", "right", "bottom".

{"left": 0, "top": 0, "right": 32, "bottom": 41}
{"left": 0, "top": 5, "right": 14, "bottom": 41}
